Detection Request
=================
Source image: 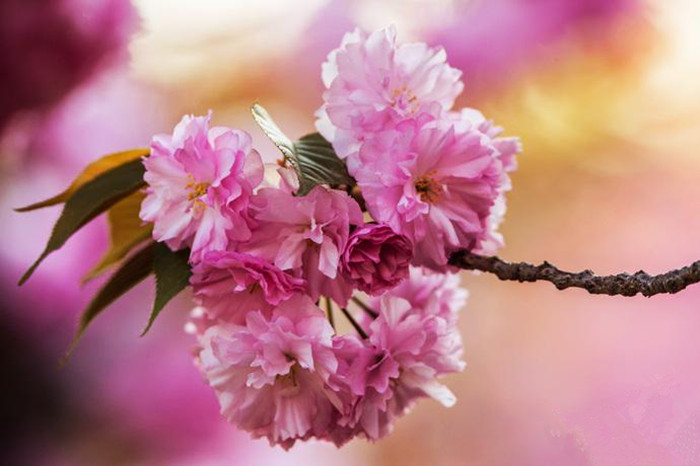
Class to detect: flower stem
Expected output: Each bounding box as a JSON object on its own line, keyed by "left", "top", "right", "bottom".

{"left": 340, "top": 307, "right": 369, "bottom": 339}
{"left": 324, "top": 296, "right": 335, "bottom": 329}
{"left": 351, "top": 296, "right": 379, "bottom": 318}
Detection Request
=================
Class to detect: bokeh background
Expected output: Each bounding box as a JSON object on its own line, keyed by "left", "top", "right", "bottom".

{"left": 2, "top": 0, "right": 700, "bottom": 464}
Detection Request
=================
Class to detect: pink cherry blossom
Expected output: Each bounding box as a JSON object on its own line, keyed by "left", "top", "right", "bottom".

{"left": 244, "top": 185, "right": 363, "bottom": 305}
{"left": 332, "top": 334, "right": 400, "bottom": 441}
{"left": 333, "top": 293, "right": 466, "bottom": 441}
{"left": 140, "top": 112, "right": 263, "bottom": 258}
{"left": 318, "top": 335, "right": 372, "bottom": 447}
{"left": 316, "top": 25, "right": 464, "bottom": 161}
{"left": 190, "top": 250, "right": 307, "bottom": 324}
{"left": 194, "top": 294, "right": 342, "bottom": 449}
{"left": 325, "top": 334, "right": 392, "bottom": 442}
{"left": 383, "top": 266, "right": 468, "bottom": 325}
{"left": 354, "top": 118, "right": 506, "bottom": 270}
{"left": 340, "top": 223, "right": 412, "bottom": 295}
{"left": 477, "top": 193, "right": 508, "bottom": 255}
{"left": 451, "top": 108, "right": 522, "bottom": 254}
{"left": 371, "top": 294, "right": 465, "bottom": 398}
{"left": 452, "top": 108, "right": 521, "bottom": 174}
{"left": 333, "top": 269, "right": 469, "bottom": 441}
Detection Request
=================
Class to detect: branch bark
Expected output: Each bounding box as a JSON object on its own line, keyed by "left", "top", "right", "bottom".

{"left": 448, "top": 251, "right": 700, "bottom": 297}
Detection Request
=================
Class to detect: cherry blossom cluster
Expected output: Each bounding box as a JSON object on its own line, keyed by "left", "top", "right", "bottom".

{"left": 139, "top": 26, "right": 519, "bottom": 448}
{"left": 316, "top": 26, "right": 520, "bottom": 265}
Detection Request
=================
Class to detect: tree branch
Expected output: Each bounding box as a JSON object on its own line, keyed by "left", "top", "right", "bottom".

{"left": 448, "top": 251, "right": 700, "bottom": 297}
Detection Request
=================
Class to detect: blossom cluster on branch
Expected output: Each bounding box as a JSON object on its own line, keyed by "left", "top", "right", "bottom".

{"left": 16, "top": 18, "right": 700, "bottom": 453}
{"left": 135, "top": 26, "right": 520, "bottom": 448}
{"left": 17, "top": 25, "right": 520, "bottom": 449}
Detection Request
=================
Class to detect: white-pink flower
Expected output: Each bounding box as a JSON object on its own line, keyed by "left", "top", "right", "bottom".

{"left": 140, "top": 112, "right": 263, "bottom": 258}
{"left": 354, "top": 118, "right": 506, "bottom": 269}
{"left": 316, "top": 25, "right": 464, "bottom": 162}
{"left": 244, "top": 186, "right": 363, "bottom": 305}
{"left": 194, "top": 294, "right": 343, "bottom": 449}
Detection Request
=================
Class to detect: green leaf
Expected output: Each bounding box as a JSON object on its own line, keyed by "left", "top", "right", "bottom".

{"left": 19, "top": 158, "right": 146, "bottom": 285}
{"left": 82, "top": 191, "right": 153, "bottom": 283}
{"left": 251, "top": 103, "right": 353, "bottom": 196}
{"left": 15, "top": 148, "right": 149, "bottom": 212}
{"left": 62, "top": 242, "right": 156, "bottom": 365}
{"left": 293, "top": 133, "right": 353, "bottom": 196}
{"left": 142, "top": 243, "right": 192, "bottom": 335}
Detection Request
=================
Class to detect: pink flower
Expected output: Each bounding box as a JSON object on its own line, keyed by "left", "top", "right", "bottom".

{"left": 190, "top": 251, "right": 307, "bottom": 324}
{"left": 451, "top": 108, "right": 522, "bottom": 254}
{"left": 194, "top": 294, "right": 342, "bottom": 449}
{"left": 244, "top": 186, "right": 363, "bottom": 305}
{"left": 318, "top": 335, "right": 372, "bottom": 447}
{"left": 477, "top": 193, "right": 508, "bottom": 256}
{"left": 452, "top": 108, "right": 521, "bottom": 174}
{"left": 382, "top": 266, "right": 468, "bottom": 325}
{"left": 333, "top": 293, "right": 466, "bottom": 441}
{"left": 355, "top": 118, "right": 506, "bottom": 270}
{"left": 316, "top": 25, "right": 463, "bottom": 161}
{"left": 324, "top": 334, "right": 392, "bottom": 442}
{"left": 371, "top": 294, "right": 464, "bottom": 398}
{"left": 333, "top": 334, "right": 400, "bottom": 441}
{"left": 340, "top": 223, "right": 412, "bottom": 295}
{"left": 140, "top": 112, "right": 263, "bottom": 258}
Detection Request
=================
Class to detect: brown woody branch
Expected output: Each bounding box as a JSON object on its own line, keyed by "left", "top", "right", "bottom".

{"left": 448, "top": 251, "right": 700, "bottom": 297}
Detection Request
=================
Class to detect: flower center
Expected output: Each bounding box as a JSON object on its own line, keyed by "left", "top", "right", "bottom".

{"left": 390, "top": 85, "right": 419, "bottom": 114}
{"left": 276, "top": 362, "right": 300, "bottom": 388}
{"left": 185, "top": 174, "right": 210, "bottom": 211}
{"left": 414, "top": 171, "right": 442, "bottom": 203}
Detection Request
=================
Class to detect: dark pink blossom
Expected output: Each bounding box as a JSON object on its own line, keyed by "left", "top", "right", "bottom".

{"left": 340, "top": 223, "right": 412, "bottom": 295}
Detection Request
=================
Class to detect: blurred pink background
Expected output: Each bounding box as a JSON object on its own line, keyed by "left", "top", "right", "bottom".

{"left": 2, "top": 0, "right": 700, "bottom": 464}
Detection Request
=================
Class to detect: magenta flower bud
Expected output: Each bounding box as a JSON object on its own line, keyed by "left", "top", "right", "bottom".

{"left": 341, "top": 223, "right": 412, "bottom": 295}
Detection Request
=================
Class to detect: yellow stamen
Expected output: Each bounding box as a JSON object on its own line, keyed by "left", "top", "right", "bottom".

{"left": 390, "top": 85, "right": 420, "bottom": 114}
{"left": 184, "top": 174, "right": 210, "bottom": 211}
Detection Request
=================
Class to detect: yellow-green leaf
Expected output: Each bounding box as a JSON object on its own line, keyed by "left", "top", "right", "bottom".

{"left": 83, "top": 191, "right": 153, "bottom": 283}
{"left": 15, "top": 148, "right": 149, "bottom": 212}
